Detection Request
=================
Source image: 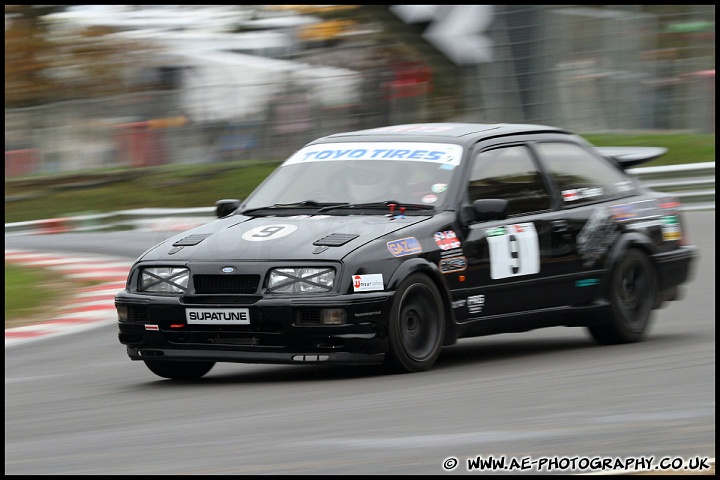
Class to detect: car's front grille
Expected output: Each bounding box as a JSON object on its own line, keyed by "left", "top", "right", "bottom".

{"left": 182, "top": 295, "right": 261, "bottom": 305}
{"left": 193, "top": 274, "right": 260, "bottom": 294}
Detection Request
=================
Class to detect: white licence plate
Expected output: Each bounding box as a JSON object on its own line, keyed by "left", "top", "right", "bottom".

{"left": 186, "top": 308, "right": 250, "bottom": 325}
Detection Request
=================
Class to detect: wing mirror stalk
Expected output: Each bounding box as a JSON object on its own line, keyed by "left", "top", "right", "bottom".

{"left": 460, "top": 199, "right": 509, "bottom": 224}
{"left": 215, "top": 199, "right": 241, "bottom": 218}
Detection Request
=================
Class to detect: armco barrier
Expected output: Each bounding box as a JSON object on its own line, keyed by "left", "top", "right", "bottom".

{"left": 627, "top": 162, "right": 715, "bottom": 210}
{"left": 4, "top": 163, "right": 715, "bottom": 235}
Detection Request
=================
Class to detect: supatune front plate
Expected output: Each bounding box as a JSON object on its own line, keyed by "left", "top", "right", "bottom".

{"left": 186, "top": 308, "right": 250, "bottom": 325}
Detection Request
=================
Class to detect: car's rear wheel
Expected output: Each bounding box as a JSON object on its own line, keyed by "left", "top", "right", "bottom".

{"left": 589, "top": 248, "right": 656, "bottom": 344}
{"left": 384, "top": 273, "right": 445, "bottom": 373}
{"left": 143, "top": 360, "right": 215, "bottom": 380}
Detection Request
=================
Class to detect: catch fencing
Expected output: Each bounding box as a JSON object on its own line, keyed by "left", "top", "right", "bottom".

{"left": 4, "top": 5, "right": 715, "bottom": 177}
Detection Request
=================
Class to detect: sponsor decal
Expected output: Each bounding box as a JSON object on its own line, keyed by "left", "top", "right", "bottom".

{"left": 507, "top": 224, "right": 529, "bottom": 234}
{"left": 485, "top": 223, "right": 540, "bottom": 279}
{"left": 354, "top": 310, "right": 382, "bottom": 318}
{"left": 439, "top": 256, "right": 467, "bottom": 273}
{"left": 422, "top": 194, "right": 438, "bottom": 203}
{"left": 467, "top": 294, "right": 485, "bottom": 314}
{"left": 352, "top": 274, "right": 384, "bottom": 292}
{"left": 627, "top": 199, "right": 663, "bottom": 218}
{"left": 575, "top": 278, "right": 600, "bottom": 287}
{"left": 577, "top": 207, "right": 619, "bottom": 267}
{"left": 284, "top": 142, "right": 463, "bottom": 166}
{"left": 434, "top": 230, "right": 461, "bottom": 251}
{"left": 619, "top": 198, "right": 672, "bottom": 218}
{"left": 610, "top": 203, "right": 637, "bottom": 222}
{"left": 585, "top": 187, "right": 604, "bottom": 198}
{"left": 387, "top": 237, "right": 422, "bottom": 257}
{"left": 485, "top": 226, "right": 507, "bottom": 237}
{"left": 662, "top": 215, "right": 682, "bottom": 241}
{"left": 562, "top": 189, "right": 579, "bottom": 202}
{"left": 431, "top": 183, "right": 448, "bottom": 194}
{"left": 451, "top": 299, "right": 466, "bottom": 309}
{"left": 562, "top": 187, "right": 603, "bottom": 202}
{"left": 241, "top": 224, "right": 297, "bottom": 242}
{"left": 186, "top": 308, "right": 250, "bottom": 324}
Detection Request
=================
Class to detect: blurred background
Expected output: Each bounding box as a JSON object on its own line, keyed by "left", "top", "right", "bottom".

{"left": 5, "top": 5, "right": 716, "bottom": 177}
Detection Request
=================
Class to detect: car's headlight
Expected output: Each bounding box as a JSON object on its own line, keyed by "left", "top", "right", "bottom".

{"left": 139, "top": 267, "right": 190, "bottom": 293}
{"left": 267, "top": 267, "right": 335, "bottom": 293}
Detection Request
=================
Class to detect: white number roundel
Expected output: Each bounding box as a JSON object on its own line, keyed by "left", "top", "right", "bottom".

{"left": 241, "top": 224, "right": 297, "bottom": 241}
{"left": 486, "top": 223, "right": 540, "bottom": 279}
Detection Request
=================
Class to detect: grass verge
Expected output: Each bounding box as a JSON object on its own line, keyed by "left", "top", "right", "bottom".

{"left": 5, "top": 263, "right": 102, "bottom": 329}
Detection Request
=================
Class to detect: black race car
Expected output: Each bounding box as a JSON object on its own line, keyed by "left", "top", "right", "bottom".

{"left": 116, "top": 123, "right": 698, "bottom": 379}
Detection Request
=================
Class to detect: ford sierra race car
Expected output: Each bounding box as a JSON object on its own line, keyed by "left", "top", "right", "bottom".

{"left": 116, "top": 123, "right": 698, "bottom": 379}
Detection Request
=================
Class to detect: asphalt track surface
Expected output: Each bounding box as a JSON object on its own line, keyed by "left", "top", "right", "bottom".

{"left": 4, "top": 211, "right": 715, "bottom": 475}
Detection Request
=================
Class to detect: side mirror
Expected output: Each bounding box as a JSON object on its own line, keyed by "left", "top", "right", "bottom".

{"left": 215, "top": 199, "right": 241, "bottom": 218}
{"left": 462, "top": 199, "right": 508, "bottom": 223}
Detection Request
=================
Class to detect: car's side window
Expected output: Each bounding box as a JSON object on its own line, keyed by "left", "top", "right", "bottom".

{"left": 468, "top": 145, "right": 551, "bottom": 216}
{"left": 535, "top": 142, "right": 634, "bottom": 206}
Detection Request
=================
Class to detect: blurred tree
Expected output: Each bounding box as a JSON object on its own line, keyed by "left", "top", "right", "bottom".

{"left": 5, "top": 4, "right": 158, "bottom": 108}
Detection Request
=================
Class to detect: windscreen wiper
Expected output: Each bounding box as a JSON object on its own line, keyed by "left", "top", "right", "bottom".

{"left": 317, "top": 201, "right": 434, "bottom": 213}
{"left": 241, "top": 201, "right": 332, "bottom": 215}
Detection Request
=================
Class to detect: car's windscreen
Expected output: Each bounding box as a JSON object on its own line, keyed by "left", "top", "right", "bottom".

{"left": 242, "top": 142, "right": 463, "bottom": 212}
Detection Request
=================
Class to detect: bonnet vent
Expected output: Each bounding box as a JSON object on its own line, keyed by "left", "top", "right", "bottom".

{"left": 173, "top": 233, "right": 212, "bottom": 246}
{"left": 313, "top": 233, "right": 359, "bottom": 247}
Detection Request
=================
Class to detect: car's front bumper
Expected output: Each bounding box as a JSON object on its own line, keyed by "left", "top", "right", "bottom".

{"left": 116, "top": 291, "right": 394, "bottom": 366}
{"left": 125, "top": 347, "right": 385, "bottom": 365}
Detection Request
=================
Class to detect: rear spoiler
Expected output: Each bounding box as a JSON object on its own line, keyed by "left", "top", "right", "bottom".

{"left": 596, "top": 146, "right": 668, "bottom": 169}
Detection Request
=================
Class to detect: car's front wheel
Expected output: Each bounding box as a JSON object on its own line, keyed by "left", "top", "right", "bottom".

{"left": 589, "top": 248, "right": 656, "bottom": 344}
{"left": 143, "top": 360, "right": 215, "bottom": 380}
{"left": 384, "top": 273, "right": 445, "bottom": 373}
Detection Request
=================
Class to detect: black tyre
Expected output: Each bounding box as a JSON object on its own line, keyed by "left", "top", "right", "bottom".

{"left": 384, "top": 273, "right": 445, "bottom": 373}
{"left": 144, "top": 360, "right": 215, "bottom": 380}
{"left": 589, "top": 248, "right": 656, "bottom": 345}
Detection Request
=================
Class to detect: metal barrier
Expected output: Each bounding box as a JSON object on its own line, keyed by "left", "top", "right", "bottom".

{"left": 627, "top": 162, "right": 715, "bottom": 211}
{"left": 4, "top": 163, "right": 715, "bottom": 235}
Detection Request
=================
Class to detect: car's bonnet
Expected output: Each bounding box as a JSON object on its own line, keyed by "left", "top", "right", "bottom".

{"left": 140, "top": 214, "right": 430, "bottom": 262}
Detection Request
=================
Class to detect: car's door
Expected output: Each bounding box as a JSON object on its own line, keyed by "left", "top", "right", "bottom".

{"left": 530, "top": 139, "right": 642, "bottom": 304}
{"left": 449, "top": 140, "right": 580, "bottom": 320}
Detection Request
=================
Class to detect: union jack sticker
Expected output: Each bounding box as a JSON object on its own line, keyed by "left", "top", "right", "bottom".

{"left": 434, "top": 230, "right": 461, "bottom": 251}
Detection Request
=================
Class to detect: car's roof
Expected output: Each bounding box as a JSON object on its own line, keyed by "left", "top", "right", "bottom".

{"left": 312, "top": 122, "right": 571, "bottom": 145}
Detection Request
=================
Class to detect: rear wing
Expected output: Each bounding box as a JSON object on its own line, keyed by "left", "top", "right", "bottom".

{"left": 596, "top": 146, "right": 668, "bottom": 169}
